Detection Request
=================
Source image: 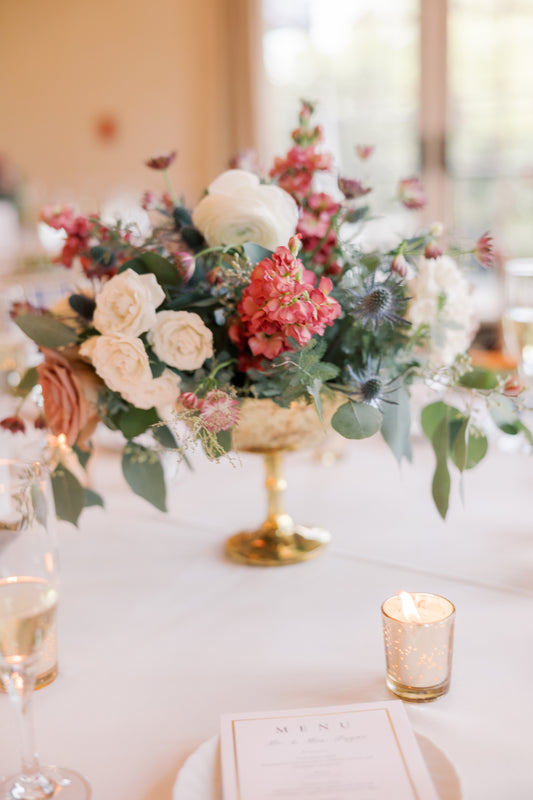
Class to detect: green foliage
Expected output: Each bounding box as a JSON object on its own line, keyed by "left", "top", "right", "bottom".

{"left": 84, "top": 489, "right": 104, "bottom": 508}
{"left": 51, "top": 465, "right": 85, "bottom": 526}
{"left": 488, "top": 395, "right": 533, "bottom": 445}
{"left": 12, "top": 367, "right": 38, "bottom": 398}
{"left": 14, "top": 314, "right": 78, "bottom": 348}
{"left": 458, "top": 367, "right": 499, "bottom": 390}
{"left": 421, "top": 401, "right": 489, "bottom": 519}
{"left": 118, "top": 406, "right": 159, "bottom": 439}
{"left": 118, "top": 252, "right": 181, "bottom": 286}
{"left": 122, "top": 442, "right": 167, "bottom": 512}
{"left": 152, "top": 424, "right": 178, "bottom": 450}
{"left": 243, "top": 242, "right": 273, "bottom": 264}
{"left": 381, "top": 386, "right": 412, "bottom": 463}
{"left": 331, "top": 400, "right": 382, "bottom": 439}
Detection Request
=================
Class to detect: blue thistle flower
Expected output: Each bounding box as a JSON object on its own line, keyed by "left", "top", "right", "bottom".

{"left": 346, "top": 273, "right": 410, "bottom": 331}
{"left": 346, "top": 359, "right": 399, "bottom": 410}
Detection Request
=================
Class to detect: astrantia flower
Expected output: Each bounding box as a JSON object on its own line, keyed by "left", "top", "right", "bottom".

{"left": 346, "top": 274, "right": 410, "bottom": 332}
{"left": 338, "top": 177, "right": 371, "bottom": 200}
{"left": 355, "top": 145, "right": 374, "bottom": 161}
{"left": 145, "top": 151, "right": 177, "bottom": 170}
{"left": 235, "top": 246, "right": 342, "bottom": 360}
{"left": 398, "top": 177, "right": 427, "bottom": 210}
{"left": 473, "top": 232, "right": 494, "bottom": 269}
{"left": 200, "top": 390, "right": 240, "bottom": 433}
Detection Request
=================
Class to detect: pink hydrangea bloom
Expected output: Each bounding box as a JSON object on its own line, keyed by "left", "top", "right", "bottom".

{"left": 235, "top": 246, "right": 341, "bottom": 361}
{"left": 200, "top": 390, "right": 240, "bottom": 433}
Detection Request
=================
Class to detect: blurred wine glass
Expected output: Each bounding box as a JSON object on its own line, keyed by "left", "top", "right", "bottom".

{"left": 0, "top": 459, "right": 91, "bottom": 798}
{"left": 501, "top": 258, "right": 533, "bottom": 387}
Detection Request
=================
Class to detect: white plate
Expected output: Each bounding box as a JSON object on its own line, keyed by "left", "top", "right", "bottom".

{"left": 173, "top": 732, "right": 462, "bottom": 800}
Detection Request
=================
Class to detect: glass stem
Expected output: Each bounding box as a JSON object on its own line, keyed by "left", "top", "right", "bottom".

{"left": 4, "top": 667, "right": 41, "bottom": 778}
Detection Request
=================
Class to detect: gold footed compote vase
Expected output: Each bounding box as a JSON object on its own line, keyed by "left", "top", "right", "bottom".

{"left": 225, "top": 398, "right": 337, "bottom": 567}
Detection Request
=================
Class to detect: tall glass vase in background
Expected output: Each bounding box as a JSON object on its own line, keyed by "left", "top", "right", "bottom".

{"left": 502, "top": 258, "right": 533, "bottom": 387}
{"left": 0, "top": 459, "right": 91, "bottom": 798}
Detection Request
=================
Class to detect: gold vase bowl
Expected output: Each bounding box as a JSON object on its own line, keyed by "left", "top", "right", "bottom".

{"left": 226, "top": 397, "right": 339, "bottom": 567}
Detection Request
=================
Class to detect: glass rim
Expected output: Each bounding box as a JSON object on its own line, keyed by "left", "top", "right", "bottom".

{"left": 504, "top": 258, "right": 533, "bottom": 276}
{"left": 381, "top": 592, "right": 455, "bottom": 624}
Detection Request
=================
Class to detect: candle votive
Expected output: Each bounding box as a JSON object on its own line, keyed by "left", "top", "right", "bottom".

{"left": 381, "top": 592, "right": 455, "bottom": 702}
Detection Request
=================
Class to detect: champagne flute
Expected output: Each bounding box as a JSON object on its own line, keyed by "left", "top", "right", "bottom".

{"left": 501, "top": 258, "right": 533, "bottom": 386}
{"left": 0, "top": 458, "right": 91, "bottom": 798}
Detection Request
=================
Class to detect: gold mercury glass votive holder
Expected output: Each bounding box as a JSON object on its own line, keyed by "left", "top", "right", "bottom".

{"left": 381, "top": 592, "right": 455, "bottom": 702}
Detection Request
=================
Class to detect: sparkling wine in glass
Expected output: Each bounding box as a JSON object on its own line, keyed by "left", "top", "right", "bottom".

{"left": 502, "top": 258, "right": 533, "bottom": 385}
{"left": 0, "top": 458, "right": 91, "bottom": 799}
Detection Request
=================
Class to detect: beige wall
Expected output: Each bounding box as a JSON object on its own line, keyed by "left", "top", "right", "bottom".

{"left": 0, "top": 0, "right": 258, "bottom": 215}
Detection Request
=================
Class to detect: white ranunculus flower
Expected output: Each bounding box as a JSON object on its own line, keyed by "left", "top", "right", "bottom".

{"left": 93, "top": 269, "right": 165, "bottom": 337}
{"left": 80, "top": 334, "right": 152, "bottom": 395}
{"left": 408, "top": 255, "right": 475, "bottom": 366}
{"left": 148, "top": 310, "right": 214, "bottom": 371}
{"left": 121, "top": 369, "right": 181, "bottom": 411}
{"left": 192, "top": 169, "right": 298, "bottom": 250}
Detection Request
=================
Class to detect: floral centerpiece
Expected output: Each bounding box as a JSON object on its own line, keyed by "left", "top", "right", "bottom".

{"left": 4, "top": 102, "right": 530, "bottom": 527}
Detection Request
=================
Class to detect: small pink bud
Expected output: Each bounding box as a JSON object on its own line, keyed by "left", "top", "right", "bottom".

{"left": 473, "top": 232, "right": 494, "bottom": 269}
{"left": 355, "top": 145, "right": 374, "bottom": 161}
{"left": 173, "top": 251, "right": 195, "bottom": 282}
{"left": 288, "top": 234, "right": 302, "bottom": 256}
{"left": 0, "top": 416, "right": 26, "bottom": 434}
{"left": 180, "top": 392, "right": 204, "bottom": 411}
{"left": 145, "top": 151, "right": 177, "bottom": 170}
{"left": 337, "top": 177, "right": 371, "bottom": 199}
{"left": 503, "top": 376, "right": 522, "bottom": 396}
{"left": 141, "top": 191, "right": 157, "bottom": 211}
{"left": 424, "top": 239, "right": 443, "bottom": 259}
{"left": 391, "top": 253, "right": 409, "bottom": 278}
{"left": 34, "top": 416, "right": 48, "bottom": 430}
{"left": 398, "top": 177, "right": 427, "bottom": 210}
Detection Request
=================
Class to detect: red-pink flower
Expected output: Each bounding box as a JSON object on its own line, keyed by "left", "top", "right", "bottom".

{"left": 269, "top": 146, "right": 332, "bottom": 201}
{"left": 355, "top": 145, "right": 374, "bottom": 161}
{"left": 180, "top": 392, "right": 204, "bottom": 410}
{"left": 145, "top": 151, "right": 177, "bottom": 170}
{"left": 338, "top": 177, "right": 371, "bottom": 200}
{"left": 398, "top": 177, "right": 427, "bottom": 210}
{"left": 424, "top": 239, "right": 443, "bottom": 259}
{"left": 235, "top": 246, "right": 341, "bottom": 361}
{"left": 141, "top": 191, "right": 157, "bottom": 210}
{"left": 40, "top": 204, "right": 77, "bottom": 231}
{"left": 0, "top": 416, "right": 26, "bottom": 434}
{"left": 503, "top": 376, "right": 522, "bottom": 396}
{"left": 172, "top": 251, "right": 196, "bottom": 283}
{"left": 391, "top": 253, "right": 409, "bottom": 278}
{"left": 473, "top": 232, "right": 494, "bottom": 269}
{"left": 200, "top": 390, "right": 240, "bottom": 433}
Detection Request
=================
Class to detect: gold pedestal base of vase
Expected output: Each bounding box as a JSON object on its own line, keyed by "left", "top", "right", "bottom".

{"left": 225, "top": 450, "right": 330, "bottom": 566}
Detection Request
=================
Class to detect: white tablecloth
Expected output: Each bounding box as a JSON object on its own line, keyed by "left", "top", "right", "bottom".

{"left": 0, "top": 432, "right": 531, "bottom": 800}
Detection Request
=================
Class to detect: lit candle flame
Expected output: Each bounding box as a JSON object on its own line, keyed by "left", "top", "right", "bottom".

{"left": 399, "top": 591, "right": 421, "bottom": 622}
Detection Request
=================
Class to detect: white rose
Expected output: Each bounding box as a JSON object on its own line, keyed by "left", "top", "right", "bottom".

{"left": 192, "top": 169, "right": 298, "bottom": 250}
{"left": 93, "top": 269, "right": 165, "bottom": 337}
{"left": 121, "top": 369, "right": 181, "bottom": 411}
{"left": 148, "top": 310, "right": 214, "bottom": 371}
{"left": 408, "top": 255, "right": 475, "bottom": 366}
{"left": 80, "top": 334, "right": 152, "bottom": 396}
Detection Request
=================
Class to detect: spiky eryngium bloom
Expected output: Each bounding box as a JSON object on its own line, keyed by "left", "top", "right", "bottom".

{"left": 345, "top": 360, "right": 399, "bottom": 410}
{"left": 346, "top": 273, "right": 411, "bottom": 332}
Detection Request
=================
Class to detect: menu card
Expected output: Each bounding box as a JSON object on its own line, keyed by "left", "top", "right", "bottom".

{"left": 220, "top": 700, "right": 439, "bottom": 800}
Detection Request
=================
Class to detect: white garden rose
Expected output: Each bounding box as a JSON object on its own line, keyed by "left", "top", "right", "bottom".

{"left": 408, "top": 255, "right": 475, "bottom": 366}
{"left": 121, "top": 369, "right": 181, "bottom": 411}
{"left": 80, "top": 334, "right": 152, "bottom": 396}
{"left": 192, "top": 169, "right": 298, "bottom": 250}
{"left": 148, "top": 310, "right": 214, "bottom": 371}
{"left": 93, "top": 269, "right": 165, "bottom": 337}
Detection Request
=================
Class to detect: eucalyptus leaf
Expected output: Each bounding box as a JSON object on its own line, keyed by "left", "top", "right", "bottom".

{"left": 381, "top": 386, "right": 412, "bottom": 463}
{"left": 152, "top": 424, "right": 178, "bottom": 450}
{"left": 73, "top": 445, "right": 92, "bottom": 470}
{"left": 119, "top": 252, "right": 180, "bottom": 286}
{"left": 458, "top": 367, "right": 499, "bottom": 391}
{"left": 118, "top": 406, "right": 159, "bottom": 439}
{"left": 216, "top": 429, "right": 232, "bottom": 454}
{"left": 15, "top": 314, "right": 78, "bottom": 348}
{"left": 331, "top": 401, "right": 381, "bottom": 440}
{"left": 464, "top": 431, "right": 488, "bottom": 470}
{"left": 451, "top": 418, "right": 468, "bottom": 472}
{"left": 51, "top": 465, "right": 85, "bottom": 526}
{"left": 431, "top": 417, "right": 451, "bottom": 520}
{"left": 243, "top": 242, "right": 273, "bottom": 264}
{"left": 12, "top": 367, "right": 38, "bottom": 398}
{"left": 122, "top": 443, "right": 167, "bottom": 512}
{"left": 84, "top": 489, "right": 104, "bottom": 508}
